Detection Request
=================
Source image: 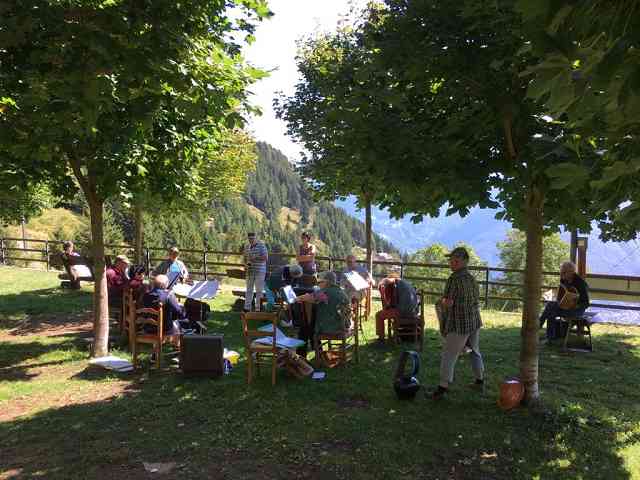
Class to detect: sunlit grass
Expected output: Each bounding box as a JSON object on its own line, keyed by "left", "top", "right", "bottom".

{"left": 1, "top": 266, "right": 640, "bottom": 479}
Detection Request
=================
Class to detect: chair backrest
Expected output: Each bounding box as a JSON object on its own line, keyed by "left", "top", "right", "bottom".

{"left": 133, "top": 304, "right": 164, "bottom": 341}
{"left": 241, "top": 311, "right": 278, "bottom": 350}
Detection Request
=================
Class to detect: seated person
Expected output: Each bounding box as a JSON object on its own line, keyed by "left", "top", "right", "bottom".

{"left": 340, "top": 254, "right": 374, "bottom": 302}
{"left": 375, "top": 273, "right": 419, "bottom": 342}
{"left": 264, "top": 264, "right": 304, "bottom": 309}
{"left": 153, "top": 246, "right": 189, "bottom": 281}
{"left": 61, "top": 240, "right": 82, "bottom": 289}
{"left": 127, "top": 265, "right": 148, "bottom": 304}
{"left": 539, "top": 261, "right": 590, "bottom": 340}
{"left": 141, "top": 274, "right": 187, "bottom": 334}
{"left": 296, "top": 271, "right": 351, "bottom": 355}
{"left": 106, "top": 254, "right": 130, "bottom": 305}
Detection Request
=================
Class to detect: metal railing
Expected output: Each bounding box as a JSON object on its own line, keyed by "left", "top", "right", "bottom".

{"left": 2, "top": 236, "right": 639, "bottom": 311}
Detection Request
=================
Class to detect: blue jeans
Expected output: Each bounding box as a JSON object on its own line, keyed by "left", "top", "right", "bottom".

{"left": 539, "top": 302, "right": 586, "bottom": 339}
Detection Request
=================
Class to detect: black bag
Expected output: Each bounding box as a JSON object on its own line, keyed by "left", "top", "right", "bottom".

{"left": 184, "top": 298, "right": 210, "bottom": 334}
{"left": 180, "top": 334, "right": 224, "bottom": 377}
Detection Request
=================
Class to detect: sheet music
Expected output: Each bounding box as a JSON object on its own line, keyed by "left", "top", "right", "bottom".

{"left": 282, "top": 285, "right": 298, "bottom": 304}
{"left": 70, "top": 264, "right": 92, "bottom": 278}
{"left": 173, "top": 280, "right": 219, "bottom": 300}
{"left": 343, "top": 271, "right": 369, "bottom": 291}
{"left": 255, "top": 324, "right": 306, "bottom": 349}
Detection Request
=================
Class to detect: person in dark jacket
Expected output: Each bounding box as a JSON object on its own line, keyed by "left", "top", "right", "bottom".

{"left": 375, "top": 273, "right": 418, "bottom": 342}
{"left": 142, "top": 274, "right": 187, "bottom": 334}
{"left": 539, "top": 261, "right": 590, "bottom": 340}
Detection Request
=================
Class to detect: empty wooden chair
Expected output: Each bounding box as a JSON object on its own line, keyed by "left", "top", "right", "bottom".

{"left": 130, "top": 304, "right": 181, "bottom": 368}
{"left": 241, "top": 311, "right": 279, "bottom": 385}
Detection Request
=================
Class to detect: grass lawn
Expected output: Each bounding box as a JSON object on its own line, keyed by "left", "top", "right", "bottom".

{"left": 2, "top": 265, "right": 640, "bottom": 479}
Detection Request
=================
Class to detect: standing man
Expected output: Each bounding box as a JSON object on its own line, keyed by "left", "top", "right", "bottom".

{"left": 243, "top": 232, "right": 268, "bottom": 312}
{"left": 153, "top": 246, "right": 189, "bottom": 281}
{"left": 432, "top": 247, "right": 484, "bottom": 400}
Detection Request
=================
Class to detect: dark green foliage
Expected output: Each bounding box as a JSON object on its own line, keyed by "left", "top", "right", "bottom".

{"left": 114, "top": 142, "right": 397, "bottom": 258}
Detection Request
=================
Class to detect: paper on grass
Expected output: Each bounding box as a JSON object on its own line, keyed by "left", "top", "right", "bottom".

{"left": 89, "top": 355, "right": 134, "bottom": 372}
{"left": 173, "top": 280, "right": 219, "bottom": 300}
{"left": 255, "top": 324, "right": 306, "bottom": 349}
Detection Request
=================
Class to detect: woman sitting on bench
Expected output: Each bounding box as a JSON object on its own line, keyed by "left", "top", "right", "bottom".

{"left": 539, "top": 261, "right": 590, "bottom": 340}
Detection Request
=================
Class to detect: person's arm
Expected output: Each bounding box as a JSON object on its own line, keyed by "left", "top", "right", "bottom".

{"left": 578, "top": 278, "right": 590, "bottom": 309}
{"left": 152, "top": 260, "right": 167, "bottom": 277}
{"left": 180, "top": 260, "right": 189, "bottom": 280}
{"left": 167, "top": 292, "right": 185, "bottom": 318}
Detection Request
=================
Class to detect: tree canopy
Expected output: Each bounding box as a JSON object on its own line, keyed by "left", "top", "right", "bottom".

{"left": 0, "top": 0, "right": 270, "bottom": 356}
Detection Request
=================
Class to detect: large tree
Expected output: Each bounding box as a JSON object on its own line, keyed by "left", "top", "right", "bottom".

{"left": 516, "top": 0, "right": 640, "bottom": 242}
{"left": 0, "top": 0, "right": 269, "bottom": 356}
{"left": 275, "top": 29, "right": 395, "bottom": 271}
{"left": 351, "top": 0, "right": 611, "bottom": 403}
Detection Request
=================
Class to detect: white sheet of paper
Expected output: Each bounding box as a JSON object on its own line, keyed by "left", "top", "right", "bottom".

{"left": 70, "top": 264, "right": 92, "bottom": 278}
{"left": 173, "top": 280, "right": 219, "bottom": 300}
{"left": 255, "top": 324, "right": 306, "bottom": 349}
{"left": 282, "top": 285, "right": 297, "bottom": 304}
{"left": 343, "top": 271, "right": 369, "bottom": 291}
{"left": 89, "top": 355, "right": 134, "bottom": 372}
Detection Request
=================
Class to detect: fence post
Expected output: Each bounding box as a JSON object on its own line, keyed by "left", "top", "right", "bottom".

{"left": 484, "top": 268, "right": 490, "bottom": 307}
{"left": 400, "top": 263, "right": 405, "bottom": 279}
{"left": 0, "top": 238, "right": 5, "bottom": 265}
{"left": 45, "top": 240, "right": 50, "bottom": 271}
{"left": 328, "top": 257, "right": 334, "bottom": 272}
{"left": 203, "top": 250, "right": 208, "bottom": 280}
{"left": 145, "top": 247, "right": 151, "bottom": 274}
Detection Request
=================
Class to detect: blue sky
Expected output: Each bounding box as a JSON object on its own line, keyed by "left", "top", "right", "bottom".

{"left": 244, "top": 0, "right": 367, "bottom": 161}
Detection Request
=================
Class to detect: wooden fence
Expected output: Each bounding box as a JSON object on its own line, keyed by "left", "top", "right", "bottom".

{"left": 2, "top": 236, "right": 639, "bottom": 311}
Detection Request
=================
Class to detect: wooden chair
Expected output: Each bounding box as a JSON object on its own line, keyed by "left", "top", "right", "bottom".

{"left": 129, "top": 304, "right": 181, "bottom": 368}
{"left": 119, "top": 288, "right": 134, "bottom": 336}
{"left": 390, "top": 291, "right": 425, "bottom": 351}
{"left": 241, "top": 311, "right": 279, "bottom": 385}
{"left": 314, "top": 305, "right": 359, "bottom": 368}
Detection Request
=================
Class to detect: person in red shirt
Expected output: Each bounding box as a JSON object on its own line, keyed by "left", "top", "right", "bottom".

{"left": 106, "top": 255, "right": 130, "bottom": 304}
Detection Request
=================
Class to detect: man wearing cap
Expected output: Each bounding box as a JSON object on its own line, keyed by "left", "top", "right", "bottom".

{"left": 106, "top": 254, "right": 130, "bottom": 303}
{"left": 153, "top": 247, "right": 189, "bottom": 280}
{"left": 243, "top": 233, "right": 268, "bottom": 312}
{"left": 432, "top": 246, "right": 485, "bottom": 400}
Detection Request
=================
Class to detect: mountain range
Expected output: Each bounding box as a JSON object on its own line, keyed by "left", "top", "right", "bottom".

{"left": 335, "top": 198, "right": 640, "bottom": 276}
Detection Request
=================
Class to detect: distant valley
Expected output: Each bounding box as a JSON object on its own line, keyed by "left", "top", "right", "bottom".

{"left": 336, "top": 198, "right": 640, "bottom": 276}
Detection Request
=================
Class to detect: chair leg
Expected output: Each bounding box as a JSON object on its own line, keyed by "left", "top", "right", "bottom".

{"left": 247, "top": 353, "right": 253, "bottom": 385}
{"left": 563, "top": 318, "right": 572, "bottom": 352}
{"left": 271, "top": 354, "right": 277, "bottom": 386}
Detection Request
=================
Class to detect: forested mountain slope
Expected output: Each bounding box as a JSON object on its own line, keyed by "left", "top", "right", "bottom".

{"left": 207, "top": 142, "right": 396, "bottom": 257}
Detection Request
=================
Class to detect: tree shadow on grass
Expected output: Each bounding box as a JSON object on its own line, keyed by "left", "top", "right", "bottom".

{"left": 1, "top": 323, "right": 639, "bottom": 479}
{"left": 0, "top": 287, "right": 92, "bottom": 331}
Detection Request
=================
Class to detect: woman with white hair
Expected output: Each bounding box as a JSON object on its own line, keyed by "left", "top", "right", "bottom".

{"left": 539, "top": 261, "right": 590, "bottom": 340}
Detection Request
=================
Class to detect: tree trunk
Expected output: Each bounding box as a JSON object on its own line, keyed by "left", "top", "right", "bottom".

{"left": 520, "top": 185, "right": 544, "bottom": 404}
{"left": 364, "top": 198, "right": 373, "bottom": 274}
{"left": 87, "top": 195, "right": 109, "bottom": 357}
{"left": 134, "top": 203, "right": 144, "bottom": 265}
